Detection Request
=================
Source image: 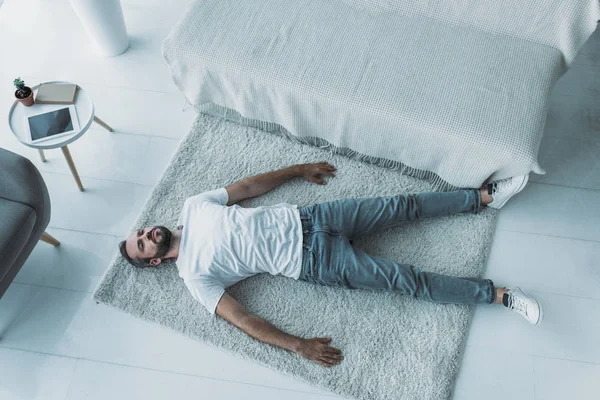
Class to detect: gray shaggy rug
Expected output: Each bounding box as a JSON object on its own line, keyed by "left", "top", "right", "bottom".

{"left": 94, "top": 113, "right": 498, "bottom": 400}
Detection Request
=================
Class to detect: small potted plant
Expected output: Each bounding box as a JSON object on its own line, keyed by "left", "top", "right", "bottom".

{"left": 13, "top": 77, "right": 34, "bottom": 107}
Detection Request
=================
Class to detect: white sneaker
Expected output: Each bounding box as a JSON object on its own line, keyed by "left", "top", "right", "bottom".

{"left": 487, "top": 175, "right": 529, "bottom": 209}
{"left": 504, "top": 287, "right": 543, "bottom": 325}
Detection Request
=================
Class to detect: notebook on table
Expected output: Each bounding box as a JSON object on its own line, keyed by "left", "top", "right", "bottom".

{"left": 35, "top": 83, "right": 79, "bottom": 104}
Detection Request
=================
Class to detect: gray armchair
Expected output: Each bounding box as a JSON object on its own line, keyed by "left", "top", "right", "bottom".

{"left": 0, "top": 147, "right": 59, "bottom": 300}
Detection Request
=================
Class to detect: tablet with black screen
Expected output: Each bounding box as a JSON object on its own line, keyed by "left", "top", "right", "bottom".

{"left": 24, "top": 106, "right": 80, "bottom": 143}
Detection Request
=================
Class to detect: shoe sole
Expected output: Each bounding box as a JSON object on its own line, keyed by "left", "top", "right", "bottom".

{"left": 495, "top": 174, "right": 530, "bottom": 209}
{"left": 534, "top": 299, "right": 543, "bottom": 325}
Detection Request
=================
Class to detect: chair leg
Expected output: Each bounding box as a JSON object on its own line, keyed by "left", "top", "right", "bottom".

{"left": 40, "top": 231, "right": 60, "bottom": 247}
{"left": 38, "top": 149, "right": 46, "bottom": 162}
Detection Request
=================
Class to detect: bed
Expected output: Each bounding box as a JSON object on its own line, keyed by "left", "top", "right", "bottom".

{"left": 162, "top": 0, "right": 599, "bottom": 189}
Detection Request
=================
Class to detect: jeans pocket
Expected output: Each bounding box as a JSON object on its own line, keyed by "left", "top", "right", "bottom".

{"left": 300, "top": 244, "right": 317, "bottom": 282}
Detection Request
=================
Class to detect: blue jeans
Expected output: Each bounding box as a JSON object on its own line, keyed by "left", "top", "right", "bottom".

{"left": 298, "top": 190, "right": 496, "bottom": 305}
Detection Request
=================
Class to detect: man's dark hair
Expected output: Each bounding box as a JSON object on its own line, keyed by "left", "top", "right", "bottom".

{"left": 119, "top": 240, "right": 152, "bottom": 268}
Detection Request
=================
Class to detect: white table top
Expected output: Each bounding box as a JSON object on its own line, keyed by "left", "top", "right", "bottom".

{"left": 8, "top": 81, "right": 95, "bottom": 150}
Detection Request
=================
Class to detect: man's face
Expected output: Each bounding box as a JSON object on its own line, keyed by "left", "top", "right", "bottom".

{"left": 125, "top": 226, "right": 172, "bottom": 266}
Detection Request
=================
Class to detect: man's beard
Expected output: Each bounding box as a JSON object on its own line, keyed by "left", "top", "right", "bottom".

{"left": 151, "top": 226, "right": 172, "bottom": 259}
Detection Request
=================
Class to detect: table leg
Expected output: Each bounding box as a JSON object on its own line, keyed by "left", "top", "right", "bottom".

{"left": 38, "top": 149, "right": 46, "bottom": 162}
{"left": 40, "top": 231, "right": 60, "bottom": 247}
{"left": 93, "top": 115, "right": 113, "bottom": 132}
{"left": 61, "top": 145, "right": 84, "bottom": 191}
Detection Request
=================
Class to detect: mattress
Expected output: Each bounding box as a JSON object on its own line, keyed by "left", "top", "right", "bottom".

{"left": 162, "top": 0, "right": 599, "bottom": 189}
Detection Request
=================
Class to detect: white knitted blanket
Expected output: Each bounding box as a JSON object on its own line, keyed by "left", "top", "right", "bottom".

{"left": 162, "top": 0, "right": 599, "bottom": 189}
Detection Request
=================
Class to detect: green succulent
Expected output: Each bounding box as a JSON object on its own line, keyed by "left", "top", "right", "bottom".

{"left": 13, "top": 77, "right": 26, "bottom": 90}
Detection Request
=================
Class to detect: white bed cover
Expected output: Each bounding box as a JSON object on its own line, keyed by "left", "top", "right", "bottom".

{"left": 162, "top": 0, "right": 599, "bottom": 188}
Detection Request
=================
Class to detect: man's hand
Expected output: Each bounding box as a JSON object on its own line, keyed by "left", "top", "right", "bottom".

{"left": 299, "top": 162, "right": 336, "bottom": 185}
{"left": 225, "top": 162, "right": 337, "bottom": 205}
{"left": 217, "top": 294, "right": 344, "bottom": 368}
{"left": 295, "top": 337, "right": 343, "bottom": 367}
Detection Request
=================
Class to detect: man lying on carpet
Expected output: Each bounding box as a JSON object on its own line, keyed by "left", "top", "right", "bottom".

{"left": 119, "top": 162, "right": 542, "bottom": 368}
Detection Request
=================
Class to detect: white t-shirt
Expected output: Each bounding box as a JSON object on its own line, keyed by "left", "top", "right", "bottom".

{"left": 176, "top": 188, "right": 303, "bottom": 314}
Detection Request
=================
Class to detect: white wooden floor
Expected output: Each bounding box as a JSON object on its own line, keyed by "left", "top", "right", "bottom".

{"left": 1, "top": 1, "right": 599, "bottom": 399}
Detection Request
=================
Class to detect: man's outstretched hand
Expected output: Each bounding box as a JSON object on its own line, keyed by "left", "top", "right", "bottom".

{"left": 299, "top": 162, "right": 336, "bottom": 185}
{"left": 295, "top": 337, "right": 344, "bottom": 367}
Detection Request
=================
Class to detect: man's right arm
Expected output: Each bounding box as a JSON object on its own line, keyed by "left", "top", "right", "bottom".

{"left": 215, "top": 293, "right": 344, "bottom": 368}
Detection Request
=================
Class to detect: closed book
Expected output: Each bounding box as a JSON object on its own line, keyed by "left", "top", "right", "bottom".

{"left": 35, "top": 83, "right": 79, "bottom": 104}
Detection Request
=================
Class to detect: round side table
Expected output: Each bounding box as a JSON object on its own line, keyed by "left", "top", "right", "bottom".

{"left": 8, "top": 81, "right": 114, "bottom": 191}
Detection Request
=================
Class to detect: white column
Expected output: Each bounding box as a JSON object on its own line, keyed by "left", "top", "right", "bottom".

{"left": 69, "top": 0, "right": 129, "bottom": 57}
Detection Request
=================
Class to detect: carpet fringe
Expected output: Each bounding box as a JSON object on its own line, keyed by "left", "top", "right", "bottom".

{"left": 196, "top": 103, "right": 458, "bottom": 192}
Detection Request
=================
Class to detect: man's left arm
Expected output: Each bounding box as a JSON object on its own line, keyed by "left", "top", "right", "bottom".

{"left": 225, "top": 162, "right": 336, "bottom": 206}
